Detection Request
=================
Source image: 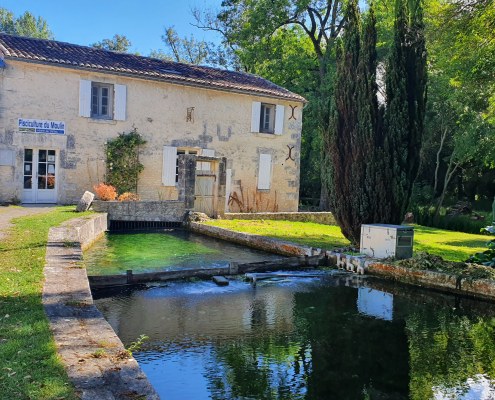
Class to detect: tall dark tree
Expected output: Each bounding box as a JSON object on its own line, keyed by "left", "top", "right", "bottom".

{"left": 383, "top": 0, "right": 427, "bottom": 223}
{"left": 326, "top": 0, "right": 386, "bottom": 243}
{"left": 326, "top": 0, "right": 426, "bottom": 244}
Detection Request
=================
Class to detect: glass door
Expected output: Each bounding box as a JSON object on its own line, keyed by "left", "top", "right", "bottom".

{"left": 22, "top": 148, "right": 58, "bottom": 203}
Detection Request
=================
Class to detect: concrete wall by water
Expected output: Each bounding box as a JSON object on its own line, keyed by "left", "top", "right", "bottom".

{"left": 43, "top": 213, "right": 159, "bottom": 399}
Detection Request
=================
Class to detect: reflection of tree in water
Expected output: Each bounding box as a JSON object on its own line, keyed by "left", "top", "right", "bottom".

{"left": 203, "top": 285, "right": 410, "bottom": 400}
{"left": 406, "top": 307, "right": 495, "bottom": 399}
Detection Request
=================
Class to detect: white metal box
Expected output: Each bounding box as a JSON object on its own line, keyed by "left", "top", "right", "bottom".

{"left": 360, "top": 224, "right": 414, "bottom": 259}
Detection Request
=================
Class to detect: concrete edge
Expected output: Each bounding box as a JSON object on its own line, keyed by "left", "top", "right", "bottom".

{"left": 367, "top": 262, "right": 495, "bottom": 301}
{"left": 189, "top": 222, "right": 318, "bottom": 256}
{"left": 191, "top": 222, "right": 495, "bottom": 301}
{"left": 42, "top": 213, "right": 160, "bottom": 400}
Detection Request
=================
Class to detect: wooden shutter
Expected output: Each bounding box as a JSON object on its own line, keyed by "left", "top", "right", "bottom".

{"left": 114, "top": 84, "right": 127, "bottom": 121}
{"left": 79, "top": 80, "right": 91, "bottom": 117}
{"left": 257, "top": 153, "right": 272, "bottom": 190}
{"left": 162, "top": 146, "right": 177, "bottom": 186}
{"left": 251, "top": 102, "right": 261, "bottom": 133}
{"left": 202, "top": 149, "right": 215, "bottom": 157}
{"left": 274, "top": 105, "right": 285, "bottom": 135}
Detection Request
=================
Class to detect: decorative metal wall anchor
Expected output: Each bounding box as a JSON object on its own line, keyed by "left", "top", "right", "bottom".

{"left": 286, "top": 145, "right": 295, "bottom": 161}
{"left": 186, "top": 107, "right": 195, "bottom": 122}
{"left": 289, "top": 105, "right": 298, "bottom": 120}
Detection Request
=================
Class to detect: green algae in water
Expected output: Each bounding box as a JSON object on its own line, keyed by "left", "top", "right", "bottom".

{"left": 84, "top": 231, "right": 219, "bottom": 275}
{"left": 84, "top": 230, "right": 284, "bottom": 276}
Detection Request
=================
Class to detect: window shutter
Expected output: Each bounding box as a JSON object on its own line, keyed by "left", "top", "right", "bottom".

{"left": 251, "top": 102, "right": 261, "bottom": 133}
{"left": 114, "top": 84, "right": 127, "bottom": 121}
{"left": 79, "top": 80, "right": 91, "bottom": 117}
{"left": 257, "top": 153, "right": 272, "bottom": 190}
{"left": 274, "top": 105, "right": 285, "bottom": 135}
{"left": 162, "top": 146, "right": 177, "bottom": 186}
{"left": 202, "top": 149, "right": 215, "bottom": 157}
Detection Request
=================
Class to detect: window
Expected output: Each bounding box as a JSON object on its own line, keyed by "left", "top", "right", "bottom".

{"left": 91, "top": 83, "right": 113, "bottom": 119}
{"left": 260, "top": 103, "right": 276, "bottom": 133}
{"left": 162, "top": 146, "right": 204, "bottom": 186}
{"left": 175, "top": 149, "right": 198, "bottom": 182}
{"left": 79, "top": 80, "right": 127, "bottom": 121}
{"left": 251, "top": 102, "right": 285, "bottom": 135}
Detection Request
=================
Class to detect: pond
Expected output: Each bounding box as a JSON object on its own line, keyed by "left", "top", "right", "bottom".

{"left": 93, "top": 272, "right": 495, "bottom": 400}
{"left": 84, "top": 230, "right": 284, "bottom": 275}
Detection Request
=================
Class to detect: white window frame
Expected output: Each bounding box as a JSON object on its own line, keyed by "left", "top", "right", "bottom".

{"left": 91, "top": 82, "right": 114, "bottom": 119}
{"left": 260, "top": 103, "right": 276, "bottom": 134}
{"left": 251, "top": 101, "right": 284, "bottom": 135}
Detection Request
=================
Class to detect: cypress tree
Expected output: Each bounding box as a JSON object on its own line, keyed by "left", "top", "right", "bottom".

{"left": 325, "top": 0, "right": 426, "bottom": 244}
{"left": 383, "top": 0, "right": 427, "bottom": 223}
{"left": 326, "top": 0, "right": 364, "bottom": 244}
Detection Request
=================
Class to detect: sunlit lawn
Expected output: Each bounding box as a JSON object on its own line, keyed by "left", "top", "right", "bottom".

{"left": 0, "top": 206, "right": 92, "bottom": 400}
{"left": 205, "top": 219, "right": 489, "bottom": 262}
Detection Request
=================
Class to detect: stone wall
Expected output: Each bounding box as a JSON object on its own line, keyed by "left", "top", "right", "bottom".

{"left": 43, "top": 214, "right": 159, "bottom": 399}
{"left": 189, "top": 222, "right": 319, "bottom": 256}
{"left": 224, "top": 212, "right": 337, "bottom": 225}
{"left": 92, "top": 200, "right": 186, "bottom": 222}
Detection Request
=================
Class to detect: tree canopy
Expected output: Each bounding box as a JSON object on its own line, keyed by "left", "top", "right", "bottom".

{"left": 0, "top": 8, "right": 53, "bottom": 39}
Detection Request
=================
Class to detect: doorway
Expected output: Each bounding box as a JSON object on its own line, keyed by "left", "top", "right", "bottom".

{"left": 22, "top": 148, "right": 58, "bottom": 203}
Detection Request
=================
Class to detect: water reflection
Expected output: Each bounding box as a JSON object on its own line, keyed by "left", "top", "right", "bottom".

{"left": 93, "top": 274, "right": 495, "bottom": 399}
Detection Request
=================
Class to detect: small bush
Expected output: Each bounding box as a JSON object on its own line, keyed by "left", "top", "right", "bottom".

{"left": 118, "top": 192, "right": 140, "bottom": 202}
{"left": 93, "top": 183, "right": 117, "bottom": 201}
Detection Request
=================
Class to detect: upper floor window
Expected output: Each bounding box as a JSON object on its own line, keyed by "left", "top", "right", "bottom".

{"left": 91, "top": 83, "right": 113, "bottom": 119}
{"left": 79, "top": 79, "right": 127, "bottom": 121}
{"left": 251, "top": 101, "right": 285, "bottom": 135}
{"left": 260, "top": 103, "right": 276, "bottom": 134}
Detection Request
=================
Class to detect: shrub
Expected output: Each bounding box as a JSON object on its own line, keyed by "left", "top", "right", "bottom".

{"left": 93, "top": 183, "right": 117, "bottom": 201}
{"left": 118, "top": 192, "right": 140, "bottom": 202}
{"left": 467, "top": 225, "right": 495, "bottom": 267}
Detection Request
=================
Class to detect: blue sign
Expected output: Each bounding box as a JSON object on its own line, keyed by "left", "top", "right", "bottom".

{"left": 18, "top": 118, "right": 65, "bottom": 135}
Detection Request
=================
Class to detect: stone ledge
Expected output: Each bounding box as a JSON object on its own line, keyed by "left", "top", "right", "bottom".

{"left": 42, "top": 214, "right": 159, "bottom": 400}
{"left": 189, "top": 222, "right": 319, "bottom": 256}
{"left": 367, "top": 262, "right": 495, "bottom": 301}
{"left": 223, "top": 212, "right": 336, "bottom": 225}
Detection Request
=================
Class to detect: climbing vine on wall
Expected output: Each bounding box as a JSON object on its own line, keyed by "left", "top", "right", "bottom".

{"left": 106, "top": 128, "right": 147, "bottom": 194}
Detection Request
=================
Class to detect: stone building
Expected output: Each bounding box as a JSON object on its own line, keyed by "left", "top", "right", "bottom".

{"left": 0, "top": 33, "right": 305, "bottom": 215}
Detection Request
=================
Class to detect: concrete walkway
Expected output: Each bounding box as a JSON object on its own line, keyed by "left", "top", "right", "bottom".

{"left": 0, "top": 205, "right": 55, "bottom": 240}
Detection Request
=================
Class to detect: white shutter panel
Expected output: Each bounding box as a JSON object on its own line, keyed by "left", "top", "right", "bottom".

{"left": 162, "top": 146, "right": 177, "bottom": 186}
{"left": 251, "top": 102, "right": 261, "bottom": 133}
{"left": 274, "top": 105, "right": 285, "bottom": 135}
{"left": 79, "top": 79, "right": 91, "bottom": 117}
{"left": 114, "top": 84, "right": 127, "bottom": 121}
{"left": 257, "top": 153, "right": 272, "bottom": 190}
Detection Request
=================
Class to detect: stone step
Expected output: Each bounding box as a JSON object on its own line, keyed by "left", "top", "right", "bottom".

{"left": 212, "top": 275, "right": 229, "bottom": 286}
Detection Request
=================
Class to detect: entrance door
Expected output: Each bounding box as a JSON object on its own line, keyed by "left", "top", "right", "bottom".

{"left": 22, "top": 149, "right": 58, "bottom": 203}
{"left": 194, "top": 173, "right": 215, "bottom": 216}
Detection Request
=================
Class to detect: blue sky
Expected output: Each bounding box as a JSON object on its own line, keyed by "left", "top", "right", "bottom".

{"left": 2, "top": 0, "right": 222, "bottom": 55}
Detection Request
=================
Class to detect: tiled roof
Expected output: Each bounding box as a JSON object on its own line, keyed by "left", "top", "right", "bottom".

{"left": 0, "top": 33, "right": 306, "bottom": 102}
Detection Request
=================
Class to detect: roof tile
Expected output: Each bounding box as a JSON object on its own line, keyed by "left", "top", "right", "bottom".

{"left": 0, "top": 33, "right": 306, "bottom": 102}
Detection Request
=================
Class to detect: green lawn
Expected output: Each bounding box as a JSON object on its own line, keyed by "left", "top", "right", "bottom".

{"left": 0, "top": 206, "right": 91, "bottom": 400}
{"left": 205, "top": 219, "right": 489, "bottom": 262}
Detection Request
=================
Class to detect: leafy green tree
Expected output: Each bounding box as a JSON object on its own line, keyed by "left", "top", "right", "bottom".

{"left": 195, "top": 0, "right": 345, "bottom": 207}
{"left": 0, "top": 8, "right": 53, "bottom": 39}
{"left": 91, "top": 34, "right": 132, "bottom": 52}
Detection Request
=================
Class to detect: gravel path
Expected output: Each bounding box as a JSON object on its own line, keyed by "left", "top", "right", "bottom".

{"left": 0, "top": 205, "right": 55, "bottom": 240}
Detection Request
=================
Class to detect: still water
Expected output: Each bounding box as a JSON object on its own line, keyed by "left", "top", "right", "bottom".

{"left": 94, "top": 273, "right": 495, "bottom": 400}
{"left": 84, "top": 230, "right": 284, "bottom": 275}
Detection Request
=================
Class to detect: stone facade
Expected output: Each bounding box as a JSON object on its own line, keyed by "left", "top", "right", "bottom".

{"left": 0, "top": 48, "right": 304, "bottom": 212}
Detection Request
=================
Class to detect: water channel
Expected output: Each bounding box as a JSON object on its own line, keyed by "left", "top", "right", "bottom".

{"left": 92, "top": 268, "right": 495, "bottom": 399}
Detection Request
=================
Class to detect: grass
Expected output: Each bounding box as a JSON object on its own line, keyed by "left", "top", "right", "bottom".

{"left": 205, "top": 219, "right": 490, "bottom": 262}
{"left": 0, "top": 206, "right": 92, "bottom": 399}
